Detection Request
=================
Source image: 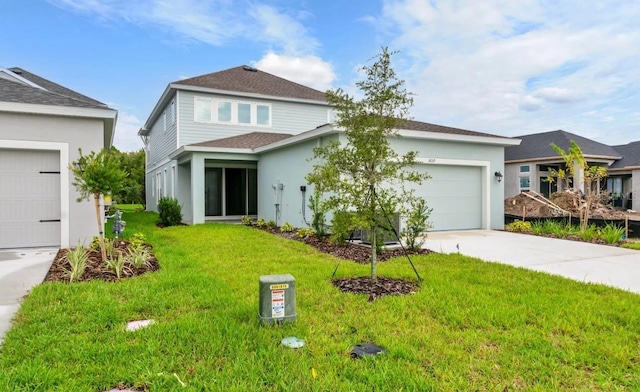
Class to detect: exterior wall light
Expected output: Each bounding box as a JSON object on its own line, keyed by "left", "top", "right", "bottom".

{"left": 494, "top": 171, "right": 503, "bottom": 183}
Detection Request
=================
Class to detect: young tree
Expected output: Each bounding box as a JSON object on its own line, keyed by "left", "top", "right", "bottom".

{"left": 70, "top": 149, "right": 126, "bottom": 261}
{"left": 306, "top": 47, "right": 429, "bottom": 282}
{"left": 547, "top": 141, "right": 608, "bottom": 231}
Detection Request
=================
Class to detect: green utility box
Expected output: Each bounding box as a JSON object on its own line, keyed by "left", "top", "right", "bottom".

{"left": 259, "top": 274, "right": 296, "bottom": 324}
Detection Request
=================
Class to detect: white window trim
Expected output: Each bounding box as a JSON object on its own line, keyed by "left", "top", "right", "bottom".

{"left": 171, "top": 165, "right": 176, "bottom": 198}
{"left": 193, "top": 96, "right": 271, "bottom": 127}
{"left": 163, "top": 169, "right": 168, "bottom": 198}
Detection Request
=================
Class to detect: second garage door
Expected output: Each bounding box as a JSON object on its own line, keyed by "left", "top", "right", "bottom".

{"left": 415, "top": 164, "right": 483, "bottom": 231}
{"left": 0, "top": 149, "right": 61, "bottom": 248}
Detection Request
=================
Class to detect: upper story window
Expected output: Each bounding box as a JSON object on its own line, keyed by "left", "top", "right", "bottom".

{"left": 519, "top": 165, "right": 530, "bottom": 173}
{"left": 194, "top": 96, "right": 271, "bottom": 127}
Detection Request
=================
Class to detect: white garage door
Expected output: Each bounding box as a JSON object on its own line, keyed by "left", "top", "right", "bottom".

{"left": 0, "top": 149, "right": 61, "bottom": 248}
{"left": 415, "top": 165, "right": 483, "bottom": 231}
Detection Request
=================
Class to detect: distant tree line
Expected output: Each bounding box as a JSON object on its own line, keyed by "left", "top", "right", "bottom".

{"left": 109, "top": 147, "right": 145, "bottom": 206}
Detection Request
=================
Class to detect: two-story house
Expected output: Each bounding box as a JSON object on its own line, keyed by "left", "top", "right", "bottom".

{"left": 141, "top": 65, "right": 519, "bottom": 231}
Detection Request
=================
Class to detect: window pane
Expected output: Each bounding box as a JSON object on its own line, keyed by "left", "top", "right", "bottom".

{"left": 257, "top": 105, "right": 270, "bottom": 125}
{"left": 195, "top": 98, "right": 211, "bottom": 122}
{"left": 218, "top": 101, "right": 231, "bottom": 122}
{"left": 520, "top": 176, "right": 530, "bottom": 188}
{"left": 238, "top": 103, "right": 251, "bottom": 124}
{"left": 520, "top": 165, "right": 530, "bottom": 173}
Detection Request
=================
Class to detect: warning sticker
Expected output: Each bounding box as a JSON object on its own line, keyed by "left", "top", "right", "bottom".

{"left": 271, "top": 289, "right": 285, "bottom": 318}
{"left": 270, "top": 284, "right": 289, "bottom": 290}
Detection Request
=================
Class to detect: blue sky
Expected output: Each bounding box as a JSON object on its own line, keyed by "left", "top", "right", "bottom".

{"left": 2, "top": 0, "right": 639, "bottom": 151}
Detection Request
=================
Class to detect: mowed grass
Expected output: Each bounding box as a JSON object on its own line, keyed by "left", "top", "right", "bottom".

{"left": 2, "top": 213, "right": 640, "bottom": 391}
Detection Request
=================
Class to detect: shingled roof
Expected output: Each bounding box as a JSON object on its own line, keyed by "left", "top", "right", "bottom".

{"left": 175, "top": 66, "right": 327, "bottom": 102}
{"left": 190, "top": 132, "right": 293, "bottom": 149}
{"left": 401, "top": 119, "right": 505, "bottom": 138}
{"left": 505, "top": 130, "right": 621, "bottom": 161}
{"left": 611, "top": 141, "right": 640, "bottom": 169}
{"left": 0, "top": 67, "right": 108, "bottom": 109}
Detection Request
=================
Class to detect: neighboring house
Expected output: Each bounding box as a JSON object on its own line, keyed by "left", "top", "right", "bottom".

{"left": 504, "top": 130, "right": 640, "bottom": 210}
{"left": 140, "top": 65, "right": 519, "bottom": 231}
{"left": 0, "top": 67, "right": 117, "bottom": 249}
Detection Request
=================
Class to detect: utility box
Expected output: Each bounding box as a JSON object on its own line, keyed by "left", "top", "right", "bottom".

{"left": 259, "top": 274, "right": 296, "bottom": 324}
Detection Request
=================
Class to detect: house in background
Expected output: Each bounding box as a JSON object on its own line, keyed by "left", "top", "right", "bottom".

{"left": 140, "top": 65, "right": 519, "bottom": 231}
{"left": 504, "top": 130, "right": 640, "bottom": 210}
{"left": 0, "top": 67, "right": 117, "bottom": 249}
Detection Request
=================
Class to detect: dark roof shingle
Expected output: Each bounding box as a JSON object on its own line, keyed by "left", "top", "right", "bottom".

{"left": 190, "top": 132, "right": 293, "bottom": 149}
{"left": 611, "top": 141, "right": 640, "bottom": 169}
{"left": 175, "top": 66, "right": 327, "bottom": 102}
{"left": 401, "top": 119, "right": 507, "bottom": 138}
{"left": 0, "top": 68, "right": 108, "bottom": 109}
{"left": 505, "top": 130, "right": 621, "bottom": 161}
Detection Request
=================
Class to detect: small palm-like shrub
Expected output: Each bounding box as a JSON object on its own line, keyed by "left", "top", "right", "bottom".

{"left": 600, "top": 224, "right": 625, "bottom": 244}
{"left": 127, "top": 246, "right": 152, "bottom": 269}
{"left": 63, "top": 243, "right": 89, "bottom": 283}
{"left": 256, "top": 218, "right": 267, "bottom": 228}
{"left": 266, "top": 220, "right": 276, "bottom": 230}
{"left": 579, "top": 224, "right": 598, "bottom": 242}
{"left": 240, "top": 216, "right": 253, "bottom": 226}
{"left": 158, "top": 197, "right": 183, "bottom": 226}
{"left": 105, "top": 254, "right": 128, "bottom": 279}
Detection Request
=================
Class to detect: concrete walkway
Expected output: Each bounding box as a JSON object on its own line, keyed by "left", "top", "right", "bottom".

{"left": 0, "top": 248, "right": 57, "bottom": 345}
{"left": 423, "top": 230, "right": 640, "bottom": 294}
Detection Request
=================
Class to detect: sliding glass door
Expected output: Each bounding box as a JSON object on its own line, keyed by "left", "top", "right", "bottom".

{"left": 205, "top": 167, "right": 257, "bottom": 217}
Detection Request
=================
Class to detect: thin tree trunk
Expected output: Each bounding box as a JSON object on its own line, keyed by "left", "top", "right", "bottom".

{"left": 371, "top": 225, "right": 377, "bottom": 283}
{"left": 94, "top": 194, "right": 107, "bottom": 261}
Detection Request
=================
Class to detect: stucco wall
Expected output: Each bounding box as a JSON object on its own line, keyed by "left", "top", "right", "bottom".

{"left": 258, "top": 134, "right": 508, "bottom": 231}
{"left": 0, "top": 111, "right": 105, "bottom": 247}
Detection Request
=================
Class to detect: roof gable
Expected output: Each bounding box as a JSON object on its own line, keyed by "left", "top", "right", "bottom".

{"left": 505, "top": 130, "right": 621, "bottom": 162}
{"left": 175, "top": 66, "right": 326, "bottom": 102}
{"left": 0, "top": 67, "right": 108, "bottom": 109}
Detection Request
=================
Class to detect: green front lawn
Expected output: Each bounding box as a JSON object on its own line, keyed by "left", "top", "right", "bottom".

{"left": 2, "top": 212, "right": 640, "bottom": 391}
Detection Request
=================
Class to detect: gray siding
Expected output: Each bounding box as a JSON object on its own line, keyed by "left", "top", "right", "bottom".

{"left": 147, "top": 96, "right": 178, "bottom": 168}
{"left": 177, "top": 90, "right": 328, "bottom": 146}
{"left": 633, "top": 170, "right": 640, "bottom": 210}
{"left": 0, "top": 112, "right": 104, "bottom": 247}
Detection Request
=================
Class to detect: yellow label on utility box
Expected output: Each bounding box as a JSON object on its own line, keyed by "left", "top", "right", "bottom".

{"left": 270, "top": 284, "right": 289, "bottom": 290}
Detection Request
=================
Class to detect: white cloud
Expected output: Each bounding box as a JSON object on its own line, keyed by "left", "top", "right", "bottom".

{"left": 376, "top": 0, "right": 640, "bottom": 144}
{"left": 48, "top": 0, "right": 318, "bottom": 54}
{"left": 253, "top": 53, "right": 335, "bottom": 91}
{"left": 112, "top": 112, "right": 144, "bottom": 152}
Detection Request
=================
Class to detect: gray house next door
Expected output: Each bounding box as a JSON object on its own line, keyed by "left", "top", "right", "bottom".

{"left": 0, "top": 149, "right": 61, "bottom": 248}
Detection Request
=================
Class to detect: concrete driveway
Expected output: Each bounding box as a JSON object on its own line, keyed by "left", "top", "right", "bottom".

{"left": 0, "top": 248, "right": 57, "bottom": 345}
{"left": 423, "top": 230, "right": 640, "bottom": 294}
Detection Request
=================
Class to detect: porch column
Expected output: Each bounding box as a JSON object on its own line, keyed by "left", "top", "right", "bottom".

{"left": 191, "top": 154, "right": 205, "bottom": 224}
{"left": 633, "top": 169, "right": 640, "bottom": 211}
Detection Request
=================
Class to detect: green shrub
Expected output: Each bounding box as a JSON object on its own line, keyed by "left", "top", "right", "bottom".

{"left": 240, "top": 216, "right": 253, "bottom": 226}
{"left": 296, "top": 227, "right": 314, "bottom": 238}
{"left": 63, "top": 242, "right": 89, "bottom": 283}
{"left": 506, "top": 220, "right": 532, "bottom": 233}
{"left": 280, "top": 222, "right": 295, "bottom": 233}
{"left": 129, "top": 232, "right": 146, "bottom": 251}
{"left": 127, "top": 246, "right": 152, "bottom": 269}
{"left": 266, "top": 220, "right": 277, "bottom": 230}
{"left": 105, "top": 254, "right": 128, "bottom": 279}
{"left": 89, "top": 236, "right": 101, "bottom": 252}
{"left": 579, "top": 224, "right": 598, "bottom": 242}
{"left": 329, "top": 210, "right": 357, "bottom": 245}
{"left": 600, "top": 224, "right": 625, "bottom": 244}
{"left": 531, "top": 221, "right": 545, "bottom": 235}
{"left": 401, "top": 199, "right": 433, "bottom": 250}
{"left": 157, "top": 197, "right": 183, "bottom": 226}
{"left": 256, "top": 218, "right": 267, "bottom": 228}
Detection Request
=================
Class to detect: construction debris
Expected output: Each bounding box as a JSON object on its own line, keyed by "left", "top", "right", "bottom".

{"left": 505, "top": 191, "right": 632, "bottom": 220}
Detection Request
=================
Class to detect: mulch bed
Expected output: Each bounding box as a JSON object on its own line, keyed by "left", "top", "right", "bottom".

{"left": 45, "top": 240, "right": 159, "bottom": 283}
{"left": 270, "top": 229, "right": 431, "bottom": 299}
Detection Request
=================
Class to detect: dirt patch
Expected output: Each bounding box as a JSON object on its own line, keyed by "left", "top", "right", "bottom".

{"left": 45, "top": 241, "right": 159, "bottom": 283}
{"left": 505, "top": 191, "right": 632, "bottom": 220}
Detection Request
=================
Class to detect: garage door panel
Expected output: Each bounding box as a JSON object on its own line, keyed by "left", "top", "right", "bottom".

{"left": 417, "top": 165, "right": 482, "bottom": 231}
{"left": 0, "top": 149, "right": 61, "bottom": 248}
